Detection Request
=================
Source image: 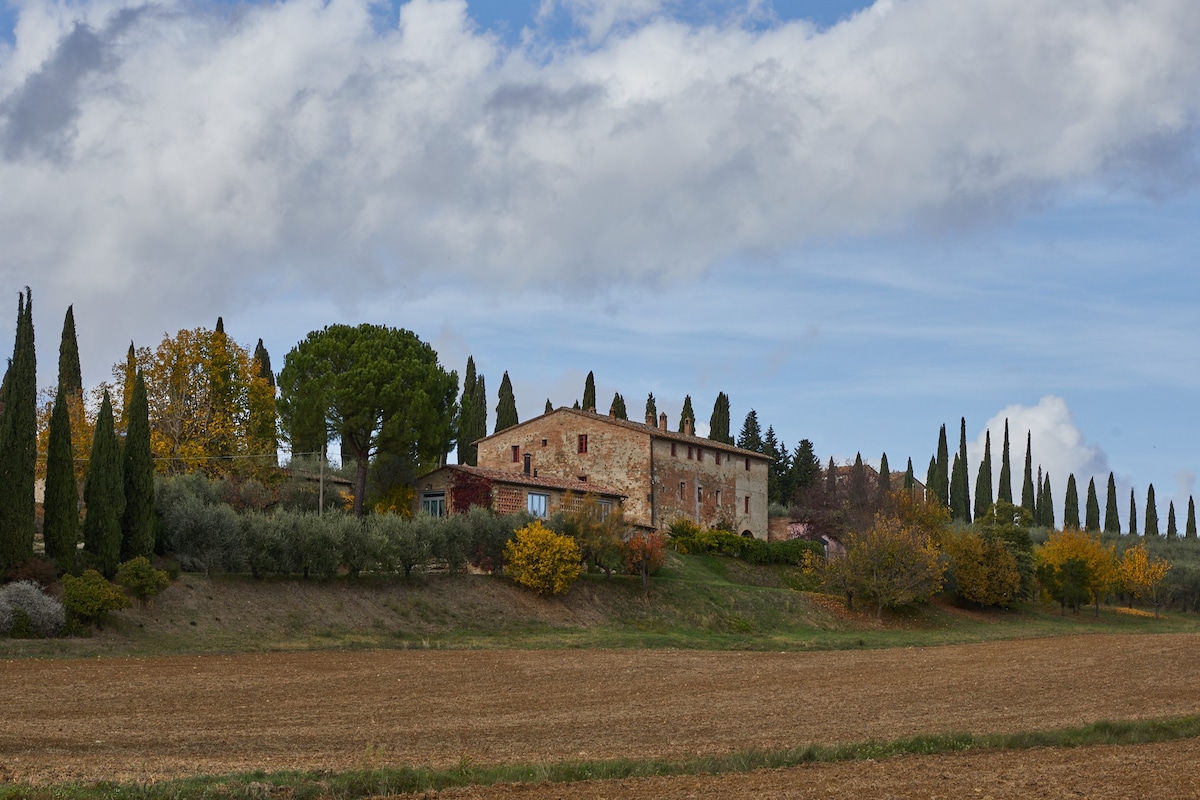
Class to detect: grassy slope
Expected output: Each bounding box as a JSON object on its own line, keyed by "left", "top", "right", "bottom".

{"left": 4, "top": 551, "right": 1200, "bottom": 659}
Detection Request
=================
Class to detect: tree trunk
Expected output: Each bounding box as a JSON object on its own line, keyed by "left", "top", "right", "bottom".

{"left": 354, "top": 455, "right": 369, "bottom": 518}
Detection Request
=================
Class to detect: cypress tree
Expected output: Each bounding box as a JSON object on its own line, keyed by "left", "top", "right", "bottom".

{"left": 43, "top": 386, "right": 78, "bottom": 572}
{"left": 120, "top": 342, "right": 137, "bottom": 429}
{"left": 737, "top": 410, "right": 763, "bottom": 452}
{"left": 645, "top": 393, "right": 657, "bottom": 425}
{"left": 468, "top": 374, "right": 486, "bottom": 465}
{"left": 1042, "top": 472, "right": 1055, "bottom": 528}
{"left": 1187, "top": 497, "right": 1196, "bottom": 539}
{"left": 83, "top": 391, "right": 125, "bottom": 577}
{"left": 58, "top": 304, "right": 83, "bottom": 398}
{"left": 925, "top": 455, "right": 937, "bottom": 503}
{"left": 573, "top": 400, "right": 581, "bottom": 410}
{"left": 495, "top": 372, "right": 518, "bottom": 433}
{"left": 1020, "top": 431, "right": 1035, "bottom": 515}
{"left": 1103, "top": 472, "right": 1120, "bottom": 534}
{"left": 1129, "top": 489, "right": 1138, "bottom": 536}
{"left": 878, "top": 452, "right": 891, "bottom": 498}
{"left": 545, "top": 398, "right": 553, "bottom": 414}
{"left": 955, "top": 417, "right": 970, "bottom": 522}
{"left": 456, "top": 356, "right": 477, "bottom": 464}
{"left": 1145, "top": 484, "right": 1159, "bottom": 537}
{"left": 1034, "top": 466, "right": 1043, "bottom": 525}
{"left": 904, "top": 458, "right": 915, "bottom": 491}
{"left": 0, "top": 287, "right": 36, "bottom": 572}
{"left": 974, "top": 430, "right": 993, "bottom": 520}
{"left": 249, "top": 338, "right": 278, "bottom": 468}
{"left": 826, "top": 456, "right": 839, "bottom": 502}
{"left": 1084, "top": 478, "right": 1101, "bottom": 532}
{"left": 934, "top": 424, "right": 949, "bottom": 506}
{"left": 678, "top": 395, "right": 695, "bottom": 433}
{"left": 997, "top": 420, "right": 1013, "bottom": 504}
{"left": 708, "top": 392, "right": 732, "bottom": 444}
{"left": 583, "top": 371, "right": 596, "bottom": 412}
{"left": 1167, "top": 501, "right": 1178, "bottom": 539}
{"left": 1063, "top": 474, "right": 1080, "bottom": 529}
{"left": 610, "top": 392, "right": 627, "bottom": 420}
{"left": 849, "top": 452, "right": 868, "bottom": 510}
{"left": 949, "top": 453, "right": 968, "bottom": 521}
{"left": 121, "top": 371, "right": 156, "bottom": 561}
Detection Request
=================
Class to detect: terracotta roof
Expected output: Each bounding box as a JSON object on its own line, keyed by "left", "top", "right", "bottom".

{"left": 423, "top": 464, "right": 626, "bottom": 498}
{"left": 477, "top": 407, "right": 771, "bottom": 460}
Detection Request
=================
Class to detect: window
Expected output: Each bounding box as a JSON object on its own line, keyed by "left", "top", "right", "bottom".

{"left": 527, "top": 492, "right": 549, "bottom": 518}
{"left": 715, "top": 489, "right": 722, "bottom": 507}
{"left": 578, "top": 434, "right": 588, "bottom": 454}
{"left": 715, "top": 452, "right": 722, "bottom": 466}
{"left": 578, "top": 475, "right": 588, "bottom": 483}
{"left": 542, "top": 438, "right": 548, "bottom": 447}
{"left": 687, "top": 446, "right": 694, "bottom": 460}
{"left": 697, "top": 486, "right": 703, "bottom": 502}
{"left": 599, "top": 500, "right": 612, "bottom": 521}
{"left": 744, "top": 457, "right": 750, "bottom": 471}
{"left": 421, "top": 493, "right": 446, "bottom": 518}
{"left": 512, "top": 445, "right": 520, "bottom": 463}
{"left": 671, "top": 442, "right": 677, "bottom": 457}
{"left": 744, "top": 495, "right": 750, "bottom": 514}
{"left": 679, "top": 482, "right": 685, "bottom": 499}
{"left": 697, "top": 449, "right": 703, "bottom": 463}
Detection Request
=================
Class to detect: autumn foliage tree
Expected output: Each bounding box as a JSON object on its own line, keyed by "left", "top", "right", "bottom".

{"left": 1118, "top": 543, "right": 1171, "bottom": 617}
{"left": 943, "top": 529, "right": 1021, "bottom": 608}
{"left": 620, "top": 531, "right": 666, "bottom": 593}
{"left": 503, "top": 521, "right": 583, "bottom": 596}
{"left": 1037, "top": 529, "right": 1116, "bottom": 616}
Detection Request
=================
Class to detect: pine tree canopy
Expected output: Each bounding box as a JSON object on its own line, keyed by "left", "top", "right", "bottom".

{"left": 737, "top": 410, "right": 763, "bottom": 452}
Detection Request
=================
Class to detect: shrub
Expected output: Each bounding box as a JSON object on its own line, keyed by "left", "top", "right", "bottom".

{"left": 1, "top": 580, "right": 66, "bottom": 637}
{"left": 504, "top": 521, "right": 583, "bottom": 596}
{"left": 337, "top": 516, "right": 375, "bottom": 578}
{"left": 668, "top": 518, "right": 703, "bottom": 541}
{"left": 466, "top": 507, "right": 523, "bottom": 573}
{"left": 764, "top": 538, "right": 824, "bottom": 566}
{"left": 163, "top": 494, "right": 245, "bottom": 574}
{"left": 0, "top": 594, "right": 11, "bottom": 636}
{"left": 243, "top": 511, "right": 284, "bottom": 578}
{"left": 62, "top": 570, "right": 130, "bottom": 626}
{"left": 942, "top": 530, "right": 1021, "bottom": 608}
{"left": 115, "top": 557, "right": 171, "bottom": 605}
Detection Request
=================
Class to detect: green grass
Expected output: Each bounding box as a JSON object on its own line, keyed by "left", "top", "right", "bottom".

{"left": 5, "top": 551, "right": 1200, "bottom": 660}
{"left": 6, "top": 715, "right": 1200, "bottom": 799}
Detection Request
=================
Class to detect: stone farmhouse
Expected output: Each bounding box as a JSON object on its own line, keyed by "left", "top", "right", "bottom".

{"left": 412, "top": 464, "right": 625, "bottom": 520}
{"left": 418, "top": 407, "right": 771, "bottom": 538}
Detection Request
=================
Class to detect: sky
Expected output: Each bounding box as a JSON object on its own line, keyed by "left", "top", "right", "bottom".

{"left": 1, "top": 0, "right": 1198, "bottom": 528}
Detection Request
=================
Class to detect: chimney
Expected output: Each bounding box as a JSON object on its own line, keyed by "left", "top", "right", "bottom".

{"left": 684, "top": 417, "right": 693, "bottom": 437}
{"left": 658, "top": 412, "right": 668, "bottom": 431}
{"left": 588, "top": 406, "right": 596, "bottom": 414}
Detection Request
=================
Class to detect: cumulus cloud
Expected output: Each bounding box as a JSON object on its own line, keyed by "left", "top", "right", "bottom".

{"left": 969, "top": 396, "right": 1109, "bottom": 509}
{"left": 1, "top": 0, "right": 1199, "bottom": 321}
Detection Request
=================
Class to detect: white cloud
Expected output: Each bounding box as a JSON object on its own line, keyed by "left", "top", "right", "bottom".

{"left": 1, "top": 0, "right": 1199, "bottom": 345}
{"left": 969, "top": 396, "right": 1110, "bottom": 509}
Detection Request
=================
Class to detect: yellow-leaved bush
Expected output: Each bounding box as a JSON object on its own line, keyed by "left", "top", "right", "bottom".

{"left": 503, "top": 521, "right": 583, "bottom": 596}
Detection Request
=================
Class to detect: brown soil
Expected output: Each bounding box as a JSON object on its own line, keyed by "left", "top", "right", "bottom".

{"left": 4, "top": 633, "right": 1200, "bottom": 788}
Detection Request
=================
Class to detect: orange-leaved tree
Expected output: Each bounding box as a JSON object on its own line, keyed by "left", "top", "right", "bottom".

{"left": 1118, "top": 543, "right": 1171, "bottom": 617}
{"left": 620, "top": 531, "right": 666, "bottom": 594}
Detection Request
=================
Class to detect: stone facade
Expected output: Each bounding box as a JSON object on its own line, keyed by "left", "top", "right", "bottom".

{"left": 412, "top": 464, "right": 624, "bottom": 520}
{"left": 475, "top": 408, "right": 770, "bottom": 538}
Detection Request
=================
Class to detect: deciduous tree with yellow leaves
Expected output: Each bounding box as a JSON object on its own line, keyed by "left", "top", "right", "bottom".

{"left": 1037, "top": 529, "right": 1117, "bottom": 616}
{"left": 1118, "top": 543, "right": 1171, "bottom": 618}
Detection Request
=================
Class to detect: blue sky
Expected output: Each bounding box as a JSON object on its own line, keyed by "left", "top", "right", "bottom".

{"left": 1, "top": 0, "right": 1198, "bottom": 527}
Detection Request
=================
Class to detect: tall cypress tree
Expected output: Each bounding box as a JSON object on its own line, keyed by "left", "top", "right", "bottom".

{"left": 645, "top": 393, "right": 657, "bottom": 425}
{"left": 974, "top": 430, "right": 993, "bottom": 519}
{"left": 1034, "top": 466, "right": 1044, "bottom": 525}
{"left": 955, "top": 418, "right": 971, "bottom": 522}
{"left": 0, "top": 287, "right": 36, "bottom": 572}
{"left": 83, "top": 391, "right": 125, "bottom": 577}
{"left": 1129, "top": 489, "right": 1138, "bottom": 536}
{"left": 708, "top": 392, "right": 732, "bottom": 444}
{"left": 58, "top": 304, "right": 83, "bottom": 398}
{"left": 826, "top": 456, "right": 839, "bottom": 502}
{"left": 43, "top": 386, "right": 78, "bottom": 572}
{"left": 997, "top": 420, "right": 1013, "bottom": 504}
{"left": 468, "top": 374, "right": 486, "bottom": 465}
{"left": 610, "top": 392, "right": 627, "bottom": 420}
{"left": 1084, "top": 478, "right": 1101, "bottom": 532}
{"left": 1103, "top": 472, "right": 1120, "bottom": 534}
{"left": 495, "top": 372, "right": 518, "bottom": 433}
{"left": 926, "top": 455, "right": 938, "bottom": 502}
{"left": 545, "top": 398, "right": 553, "bottom": 414}
{"left": 678, "top": 395, "right": 695, "bottom": 433}
{"left": 249, "top": 338, "right": 278, "bottom": 468}
{"left": 934, "top": 424, "right": 949, "bottom": 506}
{"left": 849, "top": 452, "right": 868, "bottom": 510}
{"left": 1020, "top": 431, "right": 1035, "bottom": 515}
{"left": 949, "top": 453, "right": 968, "bottom": 521}
{"left": 1145, "top": 485, "right": 1159, "bottom": 537}
{"left": 1167, "top": 502, "right": 1178, "bottom": 539}
{"left": 120, "top": 342, "right": 137, "bottom": 429}
{"left": 456, "top": 356, "right": 477, "bottom": 465}
{"left": 1042, "top": 472, "right": 1055, "bottom": 528}
{"left": 1063, "top": 474, "right": 1080, "bottom": 530}
{"left": 904, "top": 458, "right": 915, "bottom": 491}
{"left": 1187, "top": 497, "right": 1196, "bottom": 539}
{"left": 121, "top": 371, "right": 156, "bottom": 561}
{"left": 582, "top": 371, "right": 596, "bottom": 412}
{"left": 878, "top": 452, "right": 891, "bottom": 498}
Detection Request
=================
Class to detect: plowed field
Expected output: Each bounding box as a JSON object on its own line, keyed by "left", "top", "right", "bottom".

{"left": 3, "top": 634, "right": 1199, "bottom": 791}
